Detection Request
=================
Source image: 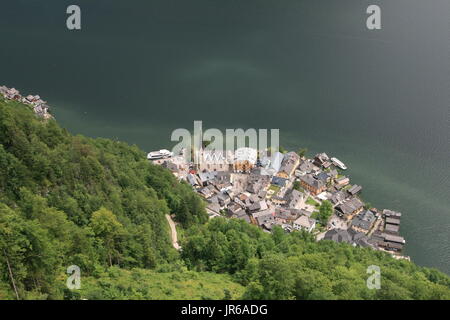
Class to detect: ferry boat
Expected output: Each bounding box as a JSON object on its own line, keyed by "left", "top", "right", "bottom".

{"left": 147, "top": 149, "right": 173, "bottom": 160}
{"left": 331, "top": 157, "right": 347, "bottom": 170}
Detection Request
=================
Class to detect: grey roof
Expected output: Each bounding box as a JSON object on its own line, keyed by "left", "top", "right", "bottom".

{"left": 271, "top": 176, "right": 288, "bottom": 187}
{"left": 217, "top": 192, "right": 230, "bottom": 200}
{"left": 386, "top": 217, "right": 400, "bottom": 225}
{"left": 325, "top": 229, "right": 375, "bottom": 249}
{"left": 206, "top": 202, "right": 221, "bottom": 214}
{"left": 383, "top": 209, "right": 402, "bottom": 218}
{"left": 248, "top": 202, "right": 261, "bottom": 212}
{"left": 385, "top": 224, "right": 400, "bottom": 234}
{"left": 227, "top": 203, "right": 242, "bottom": 215}
{"left": 298, "top": 160, "right": 315, "bottom": 173}
{"left": 258, "top": 190, "right": 267, "bottom": 199}
{"left": 234, "top": 209, "right": 246, "bottom": 216}
{"left": 348, "top": 185, "right": 362, "bottom": 195}
{"left": 322, "top": 161, "right": 332, "bottom": 169}
{"left": 380, "top": 242, "right": 404, "bottom": 250}
{"left": 256, "top": 213, "right": 275, "bottom": 226}
{"left": 249, "top": 194, "right": 260, "bottom": 203}
{"left": 336, "top": 197, "right": 364, "bottom": 215}
{"left": 300, "top": 174, "right": 325, "bottom": 189}
{"left": 353, "top": 235, "right": 374, "bottom": 248}
{"left": 370, "top": 231, "right": 385, "bottom": 243}
{"left": 347, "top": 229, "right": 374, "bottom": 248}
{"left": 199, "top": 187, "right": 214, "bottom": 197}
{"left": 315, "top": 172, "right": 329, "bottom": 183}
{"left": 297, "top": 209, "right": 313, "bottom": 217}
{"left": 246, "top": 180, "right": 269, "bottom": 194}
{"left": 285, "top": 189, "right": 304, "bottom": 209}
{"left": 329, "top": 169, "right": 339, "bottom": 177}
{"left": 314, "top": 153, "right": 329, "bottom": 166}
{"left": 207, "top": 184, "right": 218, "bottom": 193}
{"left": 330, "top": 190, "right": 348, "bottom": 204}
{"left": 187, "top": 174, "right": 198, "bottom": 186}
{"left": 348, "top": 228, "right": 365, "bottom": 241}
{"left": 382, "top": 233, "right": 405, "bottom": 244}
{"left": 235, "top": 211, "right": 251, "bottom": 223}
{"left": 294, "top": 215, "right": 315, "bottom": 229}
{"left": 198, "top": 171, "right": 217, "bottom": 183}
{"left": 246, "top": 175, "right": 270, "bottom": 194}
{"left": 279, "top": 152, "right": 300, "bottom": 175}
{"left": 324, "top": 229, "right": 353, "bottom": 243}
{"left": 246, "top": 182, "right": 259, "bottom": 194}
{"left": 351, "top": 210, "right": 376, "bottom": 231}
{"left": 215, "top": 171, "right": 231, "bottom": 183}
{"left": 275, "top": 208, "right": 300, "bottom": 220}
{"left": 208, "top": 195, "right": 219, "bottom": 204}
{"left": 252, "top": 209, "right": 273, "bottom": 218}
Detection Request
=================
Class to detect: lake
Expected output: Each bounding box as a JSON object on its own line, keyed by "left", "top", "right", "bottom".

{"left": 1, "top": 0, "right": 449, "bottom": 274}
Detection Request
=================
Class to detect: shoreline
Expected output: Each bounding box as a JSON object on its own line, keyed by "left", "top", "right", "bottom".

{"left": 0, "top": 86, "right": 419, "bottom": 264}
{"left": 0, "top": 85, "right": 53, "bottom": 119}
{"left": 150, "top": 147, "right": 410, "bottom": 261}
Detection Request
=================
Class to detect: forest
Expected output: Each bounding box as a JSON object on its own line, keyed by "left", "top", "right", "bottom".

{"left": 0, "top": 97, "right": 449, "bottom": 300}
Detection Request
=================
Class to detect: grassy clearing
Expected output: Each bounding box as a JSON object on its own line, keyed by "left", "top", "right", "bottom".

{"left": 306, "top": 197, "right": 319, "bottom": 207}
{"left": 268, "top": 185, "right": 280, "bottom": 192}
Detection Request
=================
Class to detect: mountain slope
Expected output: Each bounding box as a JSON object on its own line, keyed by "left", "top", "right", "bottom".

{"left": 0, "top": 97, "right": 208, "bottom": 299}
{"left": 1, "top": 95, "right": 449, "bottom": 300}
{"left": 181, "top": 217, "right": 450, "bottom": 299}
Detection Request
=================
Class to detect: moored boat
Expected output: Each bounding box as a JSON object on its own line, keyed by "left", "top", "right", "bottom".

{"left": 147, "top": 149, "right": 173, "bottom": 160}
{"left": 331, "top": 157, "right": 347, "bottom": 170}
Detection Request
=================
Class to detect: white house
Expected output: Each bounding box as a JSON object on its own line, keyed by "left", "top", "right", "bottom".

{"left": 293, "top": 215, "right": 316, "bottom": 233}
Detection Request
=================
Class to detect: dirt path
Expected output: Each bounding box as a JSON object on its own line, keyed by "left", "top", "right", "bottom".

{"left": 165, "top": 214, "right": 181, "bottom": 250}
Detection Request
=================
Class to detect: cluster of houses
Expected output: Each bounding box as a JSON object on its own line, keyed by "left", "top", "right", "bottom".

{"left": 0, "top": 85, "right": 52, "bottom": 119}
{"left": 323, "top": 208, "right": 406, "bottom": 257}
{"left": 149, "top": 147, "right": 407, "bottom": 258}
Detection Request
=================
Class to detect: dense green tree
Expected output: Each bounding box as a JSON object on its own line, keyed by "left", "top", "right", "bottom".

{"left": 90, "top": 208, "right": 125, "bottom": 267}
{"left": 317, "top": 200, "right": 333, "bottom": 226}
{"left": 0, "top": 203, "right": 60, "bottom": 298}
{"left": 0, "top": 99, "right": 208, "bottom": 298}
{"left": 292, "top": 180, "right": 302, "bottom": 191}
{"left": 247, "top": 254, "right": 295, "bottom": 299}
{"left": 180, "top": 218, "right": 450, "bottom": 300}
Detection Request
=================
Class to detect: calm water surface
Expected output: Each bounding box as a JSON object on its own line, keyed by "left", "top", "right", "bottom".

{"left": 1, "top": 0, "right": 449, "bottom": 274}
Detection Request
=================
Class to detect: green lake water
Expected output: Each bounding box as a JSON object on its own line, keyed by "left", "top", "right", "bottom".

{"left": 1, "top": 0, "right": 449, "bottom": 274}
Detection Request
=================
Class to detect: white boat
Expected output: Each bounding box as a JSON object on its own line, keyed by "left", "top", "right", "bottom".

{"left": 147, "top": 149, "right": 173, "bottom": 160}
{"left": 331, "top": 157, "right": 347, "bottom": 170}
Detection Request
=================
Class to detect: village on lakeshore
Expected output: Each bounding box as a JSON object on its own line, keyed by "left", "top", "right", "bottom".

{"left": 0, "top": 85, "right": 52, "bottom": 119}
{"left": 148, "top": 146, "right": 409, "bottom": 260}
{"left": 0, "top": 85, "right": 408, "bottom": 259}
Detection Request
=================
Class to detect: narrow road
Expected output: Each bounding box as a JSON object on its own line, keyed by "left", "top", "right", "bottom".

{"left": 165, "top": 214, "right": 181, "bottom": 250}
